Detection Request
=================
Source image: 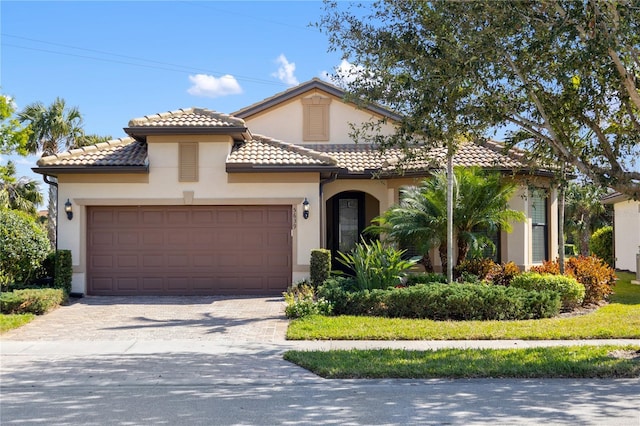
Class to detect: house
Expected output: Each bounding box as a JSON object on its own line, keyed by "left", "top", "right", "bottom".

{"left": 33, "top": 79, "right": 560, "bottom": 296}
{"left": 602, "top": 192, "right": 640, "bottom": 274}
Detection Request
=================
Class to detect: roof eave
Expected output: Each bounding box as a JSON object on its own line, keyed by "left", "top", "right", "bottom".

{"left": 225, "top": 163, "right": 342, "bottom": 173}
{"left": 32, "top": 165, "right": 149, "bottom": 176}
{"left": 124, "top": 126, "right": 250, "bottom": 142}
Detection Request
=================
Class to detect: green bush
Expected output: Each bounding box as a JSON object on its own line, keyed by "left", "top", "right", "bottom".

{"left": 310, "top": 249, "right": 331, "bottom": 288}
{"left": 589, "top": 226, "right": 613, "bottom": 267}
{"left": 510, "top": 272, "right": 585, "bottom": 311}
{"left": 0, "top": 209, "right": 50, "bottom": 289}
{"left": 406, "top": 272, "right": 448, "bottom": 285}
{"left": 283, "top": 282, "right": 332, "bottom": 319}
{"left": 318, "top": 281, "right": 561, "bottom": 320}
{"left": 337, "top": 239, "right": 417, "bottom": 290}
{"left": 54, "top": 249, "right": 72, "bottom": 294}
{"left": 0, "top": 288, "right": 66, "bottom": 315}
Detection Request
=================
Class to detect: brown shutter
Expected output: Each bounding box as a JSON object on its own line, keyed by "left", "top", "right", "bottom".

{"left": 179, "top": 142, "right": 198, "bottom": 182}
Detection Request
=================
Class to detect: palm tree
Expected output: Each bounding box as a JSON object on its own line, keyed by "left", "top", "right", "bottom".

{"left": 451, "top": 167, "right": 525, "bottom": 264}
{"left": 19, "top": 98, "right": 85, "bottom": 247}
{"left": 0, "top": 161, "right": 43, "bottom": 216}
{"left": 564, "top": 181, "right": 610, "bottom": 255}
{"left": 367, "top": 183, "right": 446, "bottom": 272}
{"left": 369, "top": 167, "right": 526, "bottom": 272}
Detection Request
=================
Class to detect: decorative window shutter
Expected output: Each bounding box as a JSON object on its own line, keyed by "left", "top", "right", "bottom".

{"left": 302, "top": 95, "right": 331, "bottom": 141}
{"left": 179, "top": 142, "right": 198, "bottom": 182}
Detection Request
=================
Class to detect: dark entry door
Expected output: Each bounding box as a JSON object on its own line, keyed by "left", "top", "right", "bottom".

{"left": 329, "top": 192, "right": 366, "bottom": 270}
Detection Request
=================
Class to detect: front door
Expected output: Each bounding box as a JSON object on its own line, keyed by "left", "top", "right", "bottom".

{"left": 329, "top": 192, "right": 366, "bottom": 270}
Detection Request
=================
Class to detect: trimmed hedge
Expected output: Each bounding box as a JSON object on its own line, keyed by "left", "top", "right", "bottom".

{"left": 589, "top": 226, "right": 613, "bottom": 267}
{"left": 406, "top": 272, "right": 448, "bottom": 285}
{"left": 318, "top": 279, "right": 561, "bottom": 320}
{"left": 510, "top": 272, "right": 585, "bottom": 311}
{"left": 54, "top": 249, "right": 72, "bottom": 294}
{"left": 310, "top": 249, "right": 332, "bottom": 288}
{"left": 0, "top": 288, "right": 66, "bottom": 315}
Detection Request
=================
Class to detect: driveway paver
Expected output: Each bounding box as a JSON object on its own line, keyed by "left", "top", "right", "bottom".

{"left": 1, "top": 295, "right": 289, "bottom": 343}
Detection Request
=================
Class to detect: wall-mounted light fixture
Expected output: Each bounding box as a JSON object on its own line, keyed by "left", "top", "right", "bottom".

{"left": 302, "top": 198, "right": 310, "bottom": 219}
{"left": 64, "top": 199, "right": 73, "bottom": 220}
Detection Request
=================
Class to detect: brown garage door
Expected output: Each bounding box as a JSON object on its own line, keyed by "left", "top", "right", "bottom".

{"left": 87, "top": 205, "right": 292, "bottom": 296}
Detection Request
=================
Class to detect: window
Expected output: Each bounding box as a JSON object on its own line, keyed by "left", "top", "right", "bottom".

{"left": 179, "top": 142, "right": 198, "bottom": 182}
{"left": 473, "top": 226, "right": 501, "bottom": 262}
{"left": 530, "top": 189, "right": 548, "bottom": 263}
{"left": 302, "top": 95, "right": 331, "bottom": 141}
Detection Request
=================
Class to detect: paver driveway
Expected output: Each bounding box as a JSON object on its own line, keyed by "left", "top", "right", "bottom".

{"left": 1, "top": 295, "right": 289, "bottom": 343}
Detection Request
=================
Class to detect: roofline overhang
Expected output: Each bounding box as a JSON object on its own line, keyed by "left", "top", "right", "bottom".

{"left": 124, "top": 126, "right": 250, "bottom": 142}
{"left": 32, "top": 165, "right": 149, "bottom": 176}
{"left": 602, "top": 192, "right": 631, "bottom": 204}
{"left": 225, "top": 163, "right": 343, "bottom": 174}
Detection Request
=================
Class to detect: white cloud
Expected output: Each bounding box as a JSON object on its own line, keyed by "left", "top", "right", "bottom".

{"left": 272, "top": 54, "right": 299, "bottom": 86}
{"left": 187, "top": 74, "right": 242, "bottom": 98}
{"left": 321, "top": 60, "right": 368, "bottom": 88}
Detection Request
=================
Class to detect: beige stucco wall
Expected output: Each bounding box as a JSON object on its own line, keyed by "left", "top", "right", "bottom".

{"left": 57, "top": 135, "right": 321, "bottom": 294}
{"left": 614, "top": 200, "right": 640, "bottom": 272}
{"left": 242, "top": 91, "right": 396, "bottom": 145}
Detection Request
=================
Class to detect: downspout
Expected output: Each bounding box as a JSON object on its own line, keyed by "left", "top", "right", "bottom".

{"left": 42, "top": 175, "right": 58, "bottom": 252}
{"left": 319, "top": 172, "right": 338, "bottom": 248}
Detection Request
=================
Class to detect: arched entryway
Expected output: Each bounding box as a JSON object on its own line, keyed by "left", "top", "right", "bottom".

{"left": 326, "top": 191, "right": 380, "bottom": 270}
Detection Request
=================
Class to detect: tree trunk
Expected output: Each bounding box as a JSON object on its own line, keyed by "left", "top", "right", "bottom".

{"left": 446, "top": 152, "right": 454, "bottom": 283}
{"left": 421, "top": 253, "right": 434, "bottom": 273}
{"left": 438, "top": 243, "right": 447, "bottom": 276}
{"left": 558, "top": 178, "right": 565, "bottom": 275}
{"left": 456, "top": 238, "right": 469, "bottom": 267}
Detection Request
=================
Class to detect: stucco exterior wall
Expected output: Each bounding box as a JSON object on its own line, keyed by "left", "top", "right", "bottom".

{"left": 56, "top": 134, "right": 321, "bottom": 293}
{"left": 614, "top": 200, "right": 640, "bottom": 272}
{"left": 242, "top": 92, "right": 396, "bottom": 145}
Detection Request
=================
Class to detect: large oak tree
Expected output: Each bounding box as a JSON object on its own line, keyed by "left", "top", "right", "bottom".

{"left": 319, "top": 0, "right": 640, "bottom": 199}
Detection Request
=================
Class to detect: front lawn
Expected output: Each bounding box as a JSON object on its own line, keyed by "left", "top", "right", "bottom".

{"left": 284, "top": 345, "right": 640, "bottom": 378}
{"left": 0, "top": 313, "right": 36, "bottom": 333}
{"left": 287, "top": 272, "right": 640, "bottom": 340}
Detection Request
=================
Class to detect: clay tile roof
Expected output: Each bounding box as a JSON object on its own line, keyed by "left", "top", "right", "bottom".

{"left": 128, "top": 107, "right": 246, "bottom": 128}
{"left": 303, "top": 141, "right": 526, "bottom": 174}
{"left": 227, "top": 135, "right": 337, "bottom": 167}
{"left": 36, "top": 137, "right": 147, "bottom": 167}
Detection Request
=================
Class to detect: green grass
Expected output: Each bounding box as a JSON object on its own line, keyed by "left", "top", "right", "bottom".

{"left": 284, "top": 345, "right": 640, "bottom": 378}
{"left": 287, "top": 271, "right": 640, "bottom": 340}
{"left": 0, "top": 313, "right": 35, "bottom": 333}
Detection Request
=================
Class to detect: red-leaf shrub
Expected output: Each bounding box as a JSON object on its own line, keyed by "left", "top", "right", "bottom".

{"left": 486, "top": 261, "right": 521, "bottom": 286}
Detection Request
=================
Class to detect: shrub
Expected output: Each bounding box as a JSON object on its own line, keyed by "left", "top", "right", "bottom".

{"left": 283, "top": 282, "right": 332, "bottom": 319}
{"left": 0, "top": 288, "right": 66, "bottom": 315}
{"left": 318, "top": 282, "right": 561, "bottom": 320}
{"left": 310, "top": 249, "right": 332, "bottom": 288}
{"left": 510, "top": 272, "right": 585, "bottom": 310}
{"left": 0, "top": 209, "right": 51, "bottom": 289}
{"left": 54, "top": 249, "right": 73, "bottom": 294}
{"left": 527, "top": 256, "right": 616, "bottom": 305}
{"left": 485, "top": 261, "right": 521, "bottom": 286}
{"left": 566, "top": 256, "right": 616, "bottom": 305}
{"left": 589, "top": 226, "right": 614, "bottom": 267}
{"left": 454, "top": 258, "right": 497, "bottom": 280}
{"left": 529, "top": 259, "right": 561, "bottom": 275}
{"left": 336, "top": 239, "right": 417, "bottom": 290}
{"left": 406, "top": 272, "right": 448, "bottom": 286}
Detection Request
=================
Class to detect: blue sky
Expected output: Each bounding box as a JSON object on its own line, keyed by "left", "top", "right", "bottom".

{"left": 1, "top": 0, "right": 347, "bottom": 189}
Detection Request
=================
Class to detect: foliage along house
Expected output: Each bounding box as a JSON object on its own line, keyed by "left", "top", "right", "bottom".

{"left": 33, "top": 79, "right": 560, "bottom": 296}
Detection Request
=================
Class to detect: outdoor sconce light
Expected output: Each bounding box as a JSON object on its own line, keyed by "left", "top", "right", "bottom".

{"left": 64, "top": 199, "right": 73, "bottom": 220}
{"left": 302, "top": 198, "right": 310, "bottom": 219}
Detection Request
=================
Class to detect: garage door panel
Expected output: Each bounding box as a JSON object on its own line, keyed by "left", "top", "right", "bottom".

{"left": 88, "top": 205, "right": 291, "bottom": 295}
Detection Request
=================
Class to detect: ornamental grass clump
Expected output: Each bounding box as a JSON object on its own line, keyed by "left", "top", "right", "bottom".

{"left": 283, "top": 282, "right": 332, "bottom": 319}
